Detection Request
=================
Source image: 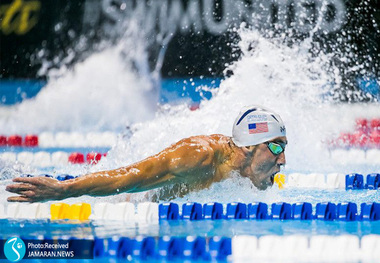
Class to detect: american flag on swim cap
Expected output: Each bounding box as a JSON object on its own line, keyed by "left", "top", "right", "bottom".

{"left": 248, "top": 123, "right": 269, "bottom": 134}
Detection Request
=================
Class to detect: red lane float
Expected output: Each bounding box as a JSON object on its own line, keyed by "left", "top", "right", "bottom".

{"left": 0, "top": 136, "right": 6, "bottom": 146}
{"left": 86, "top": 152, "right": 102, "bottom": 164}
{"left": 355, "top": 118, "right": 369, "bottom": 133}
{"left": 24, "top": 135, "right": 38, "bottom": 147}
{"left": 69, "top": 152, "right": 106, "bottom": 165}
{"left": 370, "top": 130, "right": 380, "bottom": 146}
{"left": 7, "top": 135, "right": 22, "bottom": 146}
{"left": 332, "top": 118, "right": 380, "bottom": 148}
{"left": 0, "top": 132, "right": 117, "bottom": 148}
{"left": 189, "top": 103, "right": 200, "bottom": 111}
{"left": 68, "top": 153, "right": 85, "bottom": 164}
{"left": 370, "top": 118, "right": 380, "bottom": 130}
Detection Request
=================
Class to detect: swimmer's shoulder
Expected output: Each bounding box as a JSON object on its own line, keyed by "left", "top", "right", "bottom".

{"left": 183, "top": 134, "right": 229, "bottom": 146}
{"left": 169, "top": 135, "right": 230, "bottom": 167}
{"left": 179, "top": 134, "right": 231, "bottom": 154}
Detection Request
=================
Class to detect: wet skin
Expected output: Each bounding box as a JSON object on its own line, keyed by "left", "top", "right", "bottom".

{"left": 6, "top": 134, "right": 287, "bottom": 202}
{"left": 243, "top": 138, "right": 287, "bottom": 190}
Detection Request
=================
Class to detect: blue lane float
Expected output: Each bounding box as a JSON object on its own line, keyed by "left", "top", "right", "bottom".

{"left": 337, "top": 202, "right": 358, "bottom": 221}
{"left": 92, "top": 236, "right": 231, "bottom": 261}
{"left": 182, "top": 202, "right": 203, "bottom": 220}
{"left": 183, "top": 236, "right": 207, "bottom": 260}
{"left": 292, "top": 202, "right": 313, "bottom": 220}
{"left": 226, "top": 202, "right": 247, "bottom": 219}
{"left": 248, "top": 202, "right": 268, "bottom": 219}
{"left": 131, "top": 236, "right": 156, "bottom": 260}
{"left": 346, "top": 173, "right": 364, "bottom": 190}
{"left": 366, "top": 173, "right": 380, "bottom": 189}
{"left": 159, "top": 203, "right": 180, "bottom": 220}
{"left": 158, "top": 236, "right": 184, "bottom": 260}
{"left": 159, "top": 202, "right": 380, "bottom": 221}
{"left": 203, "top": 202, "right": 223, "bottom": 219}
{"left": 56, "top": 174, "right": 77, "bottom": 181}
{"left": 271, "top": 202, "right": 292, "bottom": 220}
{"left": 208, "top": 237, "right": 232, "bottom": 261}
{"left": 361, "top": 202, "right": 380, "bottom": 221}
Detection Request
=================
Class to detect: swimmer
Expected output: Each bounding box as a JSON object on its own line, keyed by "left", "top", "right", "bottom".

{"left": 6, "top": 105, "right": 287, "bottom": 202}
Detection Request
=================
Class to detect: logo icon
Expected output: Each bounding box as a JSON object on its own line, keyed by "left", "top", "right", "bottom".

{"left": 4, "top": 237, "right": 26, "bottom": 262}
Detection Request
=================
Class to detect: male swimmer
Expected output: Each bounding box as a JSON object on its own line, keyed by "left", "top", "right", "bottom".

{"left": 6, "top": 105, "right": 287, "bottom": 202}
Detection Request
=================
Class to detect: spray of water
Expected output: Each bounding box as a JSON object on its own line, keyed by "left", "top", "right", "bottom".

{"left": 107, "top": 28, "right": 340, "bottom": 170}
{"left": 0, "top": 20, "right": 158, "bottom": 134}
{"left": 100, "top": 27, "right": 379, "bottom": 202}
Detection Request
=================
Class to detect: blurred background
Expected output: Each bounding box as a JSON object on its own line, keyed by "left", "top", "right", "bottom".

{"left": 1, "top": 0, "right": 379, "bottom": 106}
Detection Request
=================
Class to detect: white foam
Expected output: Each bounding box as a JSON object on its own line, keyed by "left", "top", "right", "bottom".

{"left": 0, "top": 36, "right": 157, "bottom": 134}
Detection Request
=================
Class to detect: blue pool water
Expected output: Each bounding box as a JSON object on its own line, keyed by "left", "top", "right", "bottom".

{"left": 1, "top": 216, "right": 380, "bottom": 239}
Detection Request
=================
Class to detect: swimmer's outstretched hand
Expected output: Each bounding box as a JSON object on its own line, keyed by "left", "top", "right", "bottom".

{"left": 6, "top": 177, "right": 67, "bottom": 202}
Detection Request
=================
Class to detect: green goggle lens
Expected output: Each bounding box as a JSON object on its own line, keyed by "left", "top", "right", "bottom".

{"left": 267, "top": 142, "right": 285, "bottom": 155}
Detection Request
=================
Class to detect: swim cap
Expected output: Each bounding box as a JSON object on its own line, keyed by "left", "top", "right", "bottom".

{"left": 232, "top": 105, "right": 286, "bottom": 147}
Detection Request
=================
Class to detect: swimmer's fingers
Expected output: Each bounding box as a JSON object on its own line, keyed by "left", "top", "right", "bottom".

{"left": 11, "top": 176, "right": 58, "bottom": 188}
{"left": 6, "top": 183, "right": 36, "bottom": 194}
{"left": 7, "top": 190, "right": 43, "bottom": 202}
{"left": 19, "top": 190, "right": 36, "bottom": 197}
{"left": 7, "top": 176, "right": 66, "bottom": 202}
{"left": 7, "top": 195, "right": 33, "bottom": 202}
{"left": 6, "top": 180, "right": 39, "bottom": 202}
{"left": 12, "top": 176, "right": 54, "bottom": 184}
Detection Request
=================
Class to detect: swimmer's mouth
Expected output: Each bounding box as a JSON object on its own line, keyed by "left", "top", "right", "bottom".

{"left": 270, "top": 172, "right": 279, "bottom": 185}
{"left": 270, "top": 174, "right": 275, "bottom": 185}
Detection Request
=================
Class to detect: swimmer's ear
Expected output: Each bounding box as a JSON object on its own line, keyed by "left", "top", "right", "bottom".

{"left": 242, "top": 145, "right": 255, "bottom": 153}
{"left": 246, "top": 146, "right": 255, "bottom": 152}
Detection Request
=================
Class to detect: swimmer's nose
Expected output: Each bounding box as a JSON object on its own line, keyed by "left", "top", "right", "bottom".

{"left": 277, "top": 151, "right": 286, "bottom": 166}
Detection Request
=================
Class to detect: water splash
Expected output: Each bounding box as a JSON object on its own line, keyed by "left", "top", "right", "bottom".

{"left": 0, "top": 21, "right": 158, "bottom": 134}
{"left": 107, "top": 28, "right": 346, "bottom": 171}
{"left": 96, "top": 27, "right": 379, "bottom": 201}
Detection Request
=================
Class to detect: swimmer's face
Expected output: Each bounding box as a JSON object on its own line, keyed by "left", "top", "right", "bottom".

{"left": 248, "top": 136, "right": 287, "bottom": 190}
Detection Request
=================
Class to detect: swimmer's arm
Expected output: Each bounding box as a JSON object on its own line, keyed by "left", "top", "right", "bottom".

{"left": 6, "top": 138, "right": 214, "bottom": 202}
{"left": 66, "top": 138, "right": 215, "bottom": 197}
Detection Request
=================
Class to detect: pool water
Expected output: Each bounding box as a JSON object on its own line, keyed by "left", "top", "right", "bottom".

{"left": 1, "top": 216, "right": 379, "bottom": 239}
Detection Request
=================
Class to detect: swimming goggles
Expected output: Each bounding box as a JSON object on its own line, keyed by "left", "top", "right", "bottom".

{"left": 266, "top": 141, "right": 286, "bottom": 155}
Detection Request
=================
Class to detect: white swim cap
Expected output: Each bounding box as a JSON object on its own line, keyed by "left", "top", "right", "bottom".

{"left": 232, "top": 105, "right": 286, "bottom": 147}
